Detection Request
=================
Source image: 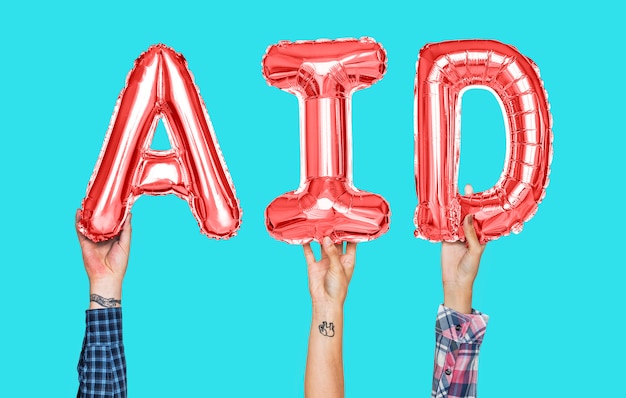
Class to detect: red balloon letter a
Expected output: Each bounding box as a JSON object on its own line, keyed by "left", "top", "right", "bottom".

{"left": 78, "top": 44, "right": 241, "bottom": 242}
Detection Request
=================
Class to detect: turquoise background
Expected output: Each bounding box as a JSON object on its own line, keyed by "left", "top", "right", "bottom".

{"left": 1, "top": 1, "right": 622, "bottom": 396}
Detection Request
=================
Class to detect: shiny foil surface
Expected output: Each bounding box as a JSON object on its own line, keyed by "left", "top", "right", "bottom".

{"left": 414, "top": 40, "right": 552, "bottom": 243}
{"left": 263, "top": 38, "right": 391, "bottom": 244}
{"left": 78, "top": 44, "right": 242, "bottom": 242}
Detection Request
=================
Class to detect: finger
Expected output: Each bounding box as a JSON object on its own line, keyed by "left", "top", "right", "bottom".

{"left": 464, "top": 184, "right": 474, "bottom": 195}
{"left": 118, "top": 213, "right": 132, "bottom": 254}
{"left": 320, "top": 238, "right": 329, "bottom": 261}
{"left": 322, "top": 237, "right": 343, "bottom": 274}
{"left": 343, "top": 242, "right": 357, "bottom": 279}
{"left": 303, "top": 242, "right": 317, "bottom": 266}
{"left": 345, "top": 242, "right": 357, "bottom": 258}
{"left": 75, "top": 209, "right": 89, "bottom": 244}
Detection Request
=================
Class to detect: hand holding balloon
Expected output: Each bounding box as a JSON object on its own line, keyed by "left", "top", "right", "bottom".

{"left": 303, "top": 237, "right": 357, "bottom": 311}
{"left": 76, "top": 210, "right": 131, "bottom": 309}
{"left": 441, "top": 185, "right": 486, "bottom": 314}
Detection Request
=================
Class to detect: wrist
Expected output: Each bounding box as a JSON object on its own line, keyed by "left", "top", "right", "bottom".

{"left": 312, "top": 302, "right": 344, "bottom": 319}
{"left": 89, "top": 279, "right": 122, "bottom": 309}
{"left": 443, "top": 284, "right": 473, "bottom": 314}
{"left": 89, "top": 294, "right": 122, "bottom": 309}
{"left": 311, "top": 303, "right": 343, "bottom": 341}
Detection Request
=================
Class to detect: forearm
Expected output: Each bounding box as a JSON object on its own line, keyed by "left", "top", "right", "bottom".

{"left": 305, "top": 304, "right": 344, "bottom": 398}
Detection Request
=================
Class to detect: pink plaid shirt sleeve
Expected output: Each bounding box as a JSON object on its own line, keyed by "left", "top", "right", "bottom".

{"left": 432, "top": 305, "right": 489, "bottom": 398}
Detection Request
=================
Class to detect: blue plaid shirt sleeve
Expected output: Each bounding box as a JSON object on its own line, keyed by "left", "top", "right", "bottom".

{"left": 432, "top": 305, "right": 489, "bottom": 398}
{"left": 77, "top": 308, "right": 127, "bottom": 398}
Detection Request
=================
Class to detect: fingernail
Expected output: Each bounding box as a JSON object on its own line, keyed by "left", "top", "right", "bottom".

{"left": 323, "top": 237, "right": 333, "bottom": 246}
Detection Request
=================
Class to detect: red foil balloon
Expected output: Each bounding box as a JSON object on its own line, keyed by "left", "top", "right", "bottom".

{"left": 78, "top": 44, "right": 241, "bottom": 242}
{"left": 262, "top": 38, "right": 391, "bottom": 244}
{"left": 414, "top": 40, "right": 552, "bottom": 243}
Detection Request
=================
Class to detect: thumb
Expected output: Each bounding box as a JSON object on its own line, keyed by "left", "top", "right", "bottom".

{"left": 463, "top": 214, "right": 485, "bottom": 258}
{"left": 462, "top": 184, "right": 484, "bottom": 252}
{"left": 75, "top": 209, "right": 89, "bottom": 245}
{"left": 463, "top": 214, "right": 479, "bottom": 246}
{"left": 118, "top": 213, "right": 132, "bottom": 254}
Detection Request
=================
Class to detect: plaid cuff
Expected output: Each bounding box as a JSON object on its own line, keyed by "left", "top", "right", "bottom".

{"left": 432, "top": 305, "right": 489, "bottom": 398}
{"left": 85, "top": 308, "right": 123, "bottom": 346}
{"left": 436, "top": 305, "right": 488, "bottom": 344}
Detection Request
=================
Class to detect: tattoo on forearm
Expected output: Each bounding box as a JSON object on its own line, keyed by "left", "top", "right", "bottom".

{"left": 90, "top": 294, "right": 121, "bottom": 308}
{"left": 318, "top": 321, "right": 335, "bottom": 337}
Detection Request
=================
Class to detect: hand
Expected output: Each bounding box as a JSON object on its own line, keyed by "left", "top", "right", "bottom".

{"left": 303, "top": 237, "right": 356, "bottom": 310}
{"left": 441, "top": 185, "right": 486, "bottom": 314}
{"left": 75, "top": 210, "right": 132, "bottom": 308}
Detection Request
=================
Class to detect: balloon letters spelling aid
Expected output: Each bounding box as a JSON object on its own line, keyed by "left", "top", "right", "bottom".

{"left": 414, "top": 40, "right": 552, "bottom": 243}
{"left": 78, "top": 44, "right": 241, "bottom": 242}
{"left": 262, "top": 38, "right": 391, "bottom": 244}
